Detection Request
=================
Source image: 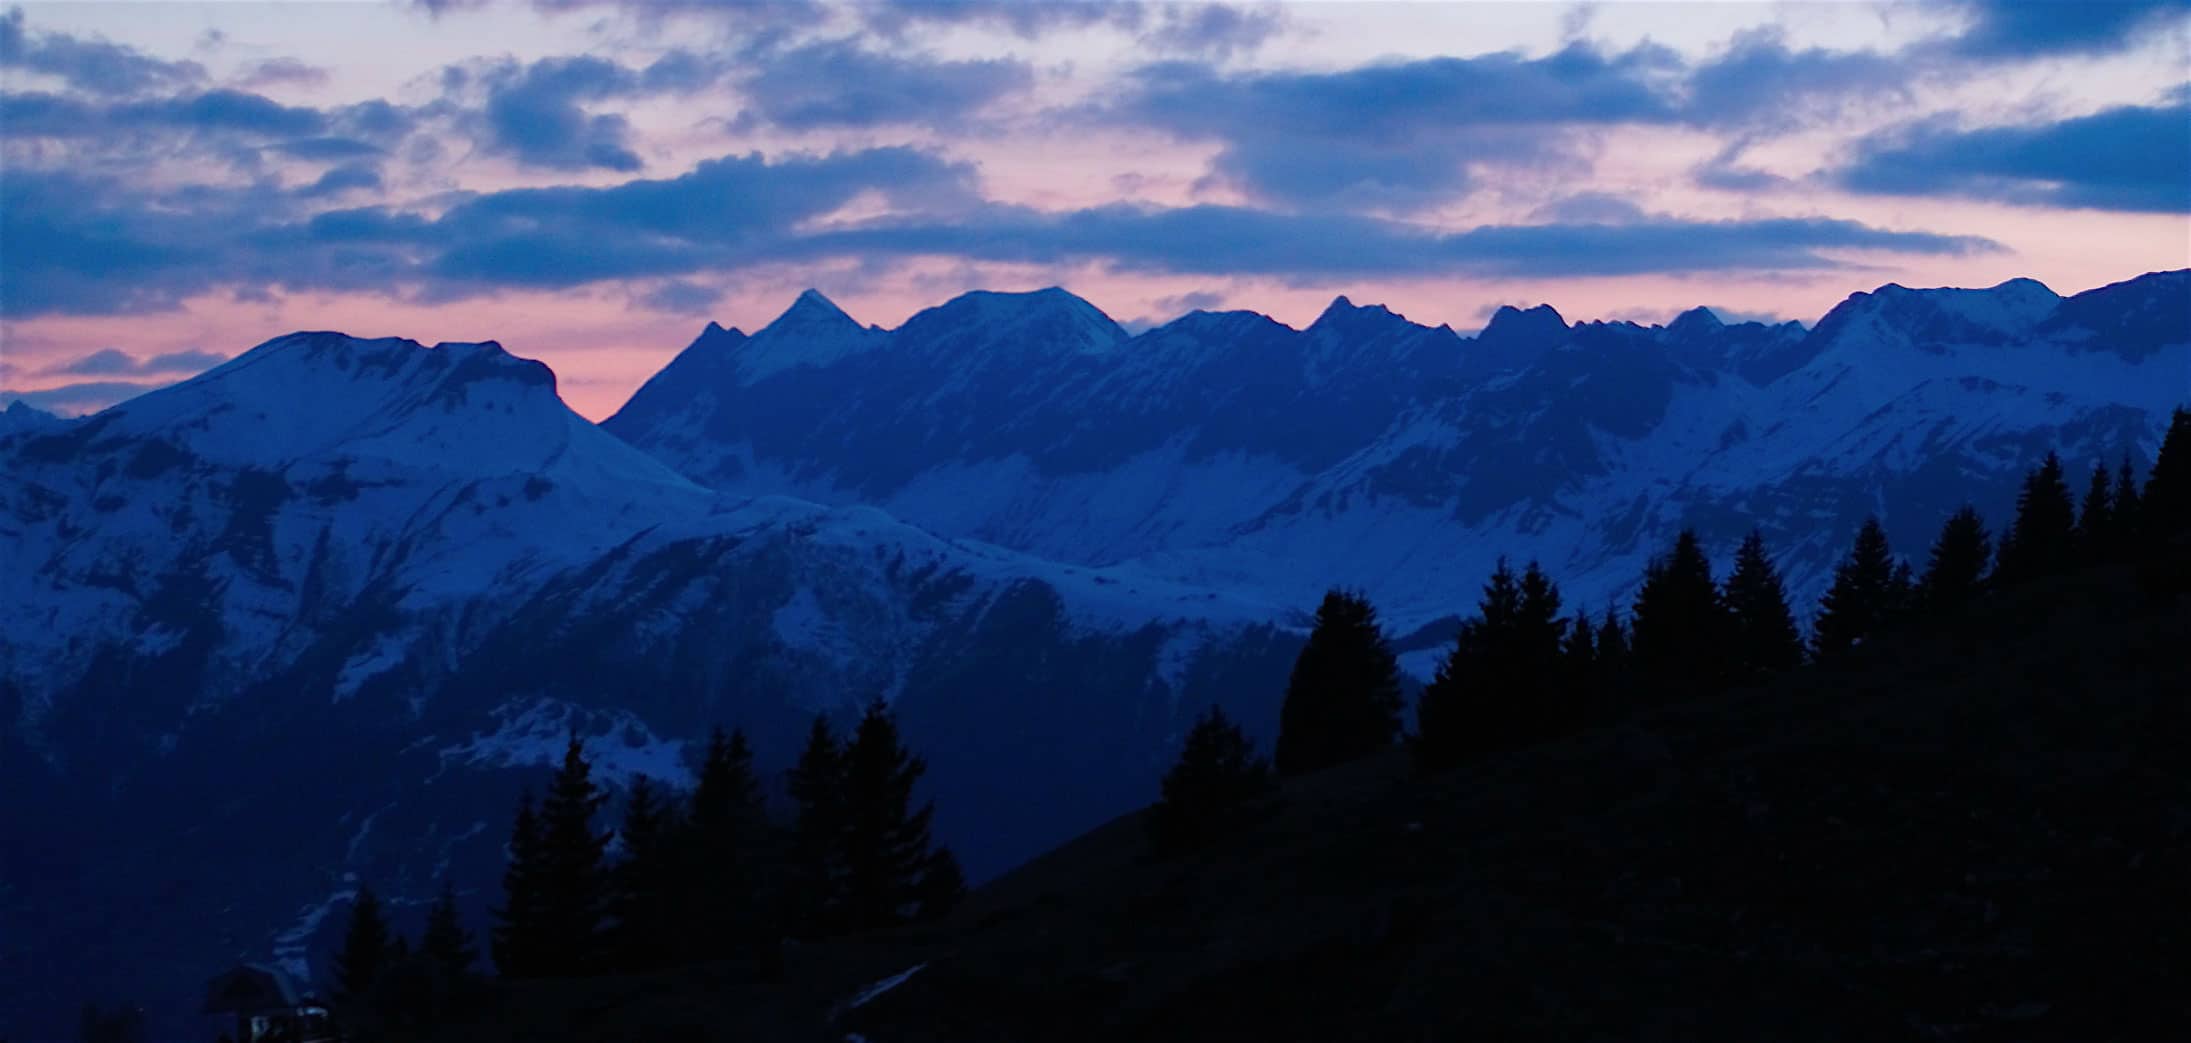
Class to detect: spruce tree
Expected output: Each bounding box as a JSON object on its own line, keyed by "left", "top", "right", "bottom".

{"left": 2113, "top": 456, "right": 2143, "bottom": 549}
{"left": 684, "top": 727, "right": 772, "bottom": 963}
{"left": 839, "top": 700, "right": 946, "bottom": 933}
{"left": 1561, "top": 609, "right": 1597, "bottom": 689}
{"left": 533, "top": 735, "right": 611, "bottom": 977}
{"left": 1628, "top": 529, "right": 1729, "bottom": 701}
{"left": 1996, "top": 451, "right": 2077, "bottom": 585}
{"left": 610, "top": 775, "right": 677, "bottom": 972}
{"left": 916, "top": 848, "right": 967, "bottom": 919}
{"left": 2144, "top": 408, "right": 2191, "bottom": 546}
{"left": 491, "top": 792, "right": 543, "bottom": 978}
{"left": 1148, "top": 704, "right": 1274, "bottom": 853}
{"left": 1594, "top": 607, "right": 1628, "bottom": 681}
{"left": 1723, "top": 531, "right": 1804, "bottom": 683}
{"left": 786, "top": 715, "right": 847, "bottom": 937}
{"left": 2076, "top": 461, "right": 2115, "bottom": 564}
{"left": 1920, "top": 505, "right": 1992, "bottom": 611}
{"left": 1813, "top": 516, "right": 1899, "bottom": 661}
{"left": 418, "top": 879, "right": 478, "bottom": 1008}
{"left": 334, "top": 883, "right": 393, "bottom": 1004}
{"left": 1514, "top": 562, "right": 1568, "bottom": 741}
{"left": 1274, "top": 589, "right": 1404, "bottom": 777}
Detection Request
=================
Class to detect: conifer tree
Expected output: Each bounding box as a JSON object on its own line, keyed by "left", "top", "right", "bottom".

{"left": 1920, "top": 505, "right": 1992, "bottom": 611}
{"left": 2144, "top": 407, "right": 2191, "bottom": 546}
{"left": 683, "top": 727, "right": 772, "bottom": 963}
{"left": 916, "top": 848, "right": 967, "bottom": 919}
{"left": 609, "top": 775, "right": 677, "bottom": 972}
{"left": 334, "top": 883, "right": 393, "bottom": 1003}
{"left": 839, "top": 700, "right": 949, "bottom": 933}
{"left": 1514, "top": 562, "right": 1568, "bottom": 739}
{"left": 1628, "top": 529, "right": 1729, "bottom": 700}
{"left": 1996, "top": 451, "right": 2077, "bottom": 585}
{"left": 532, "top": 735, "right": 611, "bottom": 976}
{"left": 2076, "top": 461, "right": 2115, "bottom": 564}
{"left": 1274, "top": 589, "right": 1404, "bottom": 777}
{"left": 1724, "top": 530, "right": 1804, "bottom": 683}
{"left": 1148, "top": 704, "right": 1274, "bottom": 853}
{"left": 491, "top": 792, "right": 543, "bottom": 978}
{"left": 786, "top": 715, "right": 847, "bottom": 936}
{"left": 2113, "top": 456, "right": 2143, "bottom": 549}
{"left": 1813, "top": 516, "right": 1899, "bottom": 660}
{"left": 1594, "top": 607, "right": 1627, "bottom": 680}
{"left": 1561, "top": 609, "right": 1597, "bottom": 681}
{"left": 418, "top": 879, "right": 478, "bottom": 1002}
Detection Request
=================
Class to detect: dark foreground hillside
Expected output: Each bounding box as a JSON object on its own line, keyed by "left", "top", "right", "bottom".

{"left": 433, "top": 545, "right": 2191, "bottom": 1043}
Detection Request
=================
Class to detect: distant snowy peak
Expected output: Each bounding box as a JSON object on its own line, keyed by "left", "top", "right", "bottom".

{"left": 898, "top": 287, "right": 1128, "bottom": 357}
{"left": 0, "top": 400, "right": 67, "bottom": 435}
{"left": 47, "top": 330, "right": 700, "bottom": 491}
{"left": 2037, "top": 269, "right": 2191, "bottom": 360}
{"left": 1665, "top": 306, "right": 1725, "bottom": 336}
{"left": 1809, "top": 277, "right": 2063, "bottom": 353}
{"left": 731, "top": 289, "right": 887, "bottom": 381}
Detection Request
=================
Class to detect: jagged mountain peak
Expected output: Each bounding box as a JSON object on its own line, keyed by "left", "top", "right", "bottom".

{"left": 1309, "top": 294, "right": 1412, "bottom": 333}
{"left": 764, "top": 287, "right": 862, "bottom": 334}
{"left": 1477, "top": 303, "right": 1569, "bottom": 346}
{"left": 1667, "top": 305, "right": 1725, "bottom": 335}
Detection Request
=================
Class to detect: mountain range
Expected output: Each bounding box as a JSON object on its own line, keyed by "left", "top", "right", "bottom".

{"left": 2, "top": 269, "right": 2184, "bottom": 1040}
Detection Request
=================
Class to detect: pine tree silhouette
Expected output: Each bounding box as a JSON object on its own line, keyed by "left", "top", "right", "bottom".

{"left": 839, "top": 700, "right": 949, "bottom": 932}
{"left": 1813, "top": 516, "right": 1900, "bottom": 660}
{"left": 2112, "top": 456, "right": 2143, "bottom": 549}
{"left": 1275, "top": 589, "right": 1404, "bottom": 777}
{"left": 2076, "top": 461, "right": 2115, "bottom": 564}
{"left": 1594, "top": 607, "right": 1628, "bottom": 683}
{"left": 533, "top": 735, "right": 611, "bottom": 976}
{"left": 1148, "top": 704, "right": 1275, "bottom": 853}
{"left": 683, "top": 727, "right": 773, "bottom": 964}
{"left": 610, "top": 775, "right": 678, "bottom": 972}
{"left": 1996, "top": 451, "right": 2078, "bottom": 585}
{"left": 491, "top": 792, "right": 543, "bottom": 978}
{"left": 1629, "top": 529, "right": 1729, "bottom": 701}
{"left": 1514, "top": 562, "right": 1568, "bottom": 741}
{"left": 1724, "top": 530, "right": 1805, "bottom": 683}
{"left": 1560, "top": 607, "right": 1598, "bottom": 706}
{"left": 786, "top": 715, "right": 847, "bottom": 937}
{"left": 334, "top": 883, "right": 393, "bottom": 1003}
{"left": 1920, "top": 505, "right": 1992, "bottom": 611}
{"left": 418, "top": 878, "right": 478, "bottom": 1014}
{"left": 2143, "top": 407, "right": 2191, "bottom": 546}
{"left": 916, "top": 847, "right": 967, "bottom": 919}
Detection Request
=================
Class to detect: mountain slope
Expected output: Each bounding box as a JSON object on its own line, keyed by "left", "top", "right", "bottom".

{"left": 0, "top": 332, "right": 1294, "bottom": 1042}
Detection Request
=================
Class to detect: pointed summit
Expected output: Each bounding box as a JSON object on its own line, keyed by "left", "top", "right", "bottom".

{"left": 1667, "top": 306, "right": 1724, "bottom": 336}
{"left": 1308, "top": 295, "right": 1406, "bottom": 334}
{"left": 765, "top": 288, "right": 860, "bottom": 334}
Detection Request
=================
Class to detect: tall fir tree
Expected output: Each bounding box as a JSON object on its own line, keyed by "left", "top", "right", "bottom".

{"left": 1813, "top": 516, "right": 1900, "bottom": 660}
{"left": 1146, "top": 704, "right": 1274, "bottom": 854}
{"left": 1920, "top": 505, "right": 1992, "bottom": 611}
{"left": 1560, "top": 609, "right": 1598, "bottom": 688}
{"left": 418, "top": 879, "right": 478, "bottom": 1002}
{"left": 915, "top": 848, "right": 967, "bottom": 920}
{"left": 2075, "top": 461, "right": 2115, "bottom": 564}
{"left": 1594, "top": 607, "right": 1628, "bottom": 681}
{"left": 786, "top": 715, "right": 847, "bottom": 937}
{"left": 491, "top": 792, "right": 544, "bottom": 978}
{"left": 609, "top": 775, "right": 678, "bottom": 972}
{"left": 532, "top": 735, "right": 611, "bottom": 977}
{"left": 1274, "top": 589, "right": 1404, "bottom": 777}
{"left": 2143, "top": 407, "right": 2191, "bottom": 546}
{"left": 1995, "top": 451, "right": 2077, "bottom": 585}
{"left": 1724, "top": 531, "right": 1805, "bottom": 683}
{"left": 2112, "top": 456, "right": 2143, "bottom": 550}
{"left": 334, "top": 883, "right": 393, "bottom": 1004}
{"left": 683, "top": 727, "right": 773, "bottom": 964}
{"left": 1628, "top": 529, "right": 1729, "bottom": 701}
{"left": 839, "top": 700, "right": 951, "bottom": 933}
{"left": 1514, "top": 562, "right": 1568, "bottom": 740}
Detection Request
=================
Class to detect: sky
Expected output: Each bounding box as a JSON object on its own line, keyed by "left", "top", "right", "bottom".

{"left": 1, "top": 0, "right": 2186, "bottom": 419}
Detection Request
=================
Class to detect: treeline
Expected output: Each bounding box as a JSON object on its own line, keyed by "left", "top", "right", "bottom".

{"left": 332, "top": 699, "right": 962, "bottom": 1034}
{"left": 1150, "top": 408, "right": 2191, "bottom": 849}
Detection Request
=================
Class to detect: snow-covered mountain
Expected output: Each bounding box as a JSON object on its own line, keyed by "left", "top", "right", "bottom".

{"left": 607, "top": 271, "right": 2190, "bottom": 667}
{"left": 0, "top": 331, "right": 1294, "bottom": 1039}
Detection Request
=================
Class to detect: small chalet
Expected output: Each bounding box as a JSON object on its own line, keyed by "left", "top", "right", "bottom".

{"left": 202, "top": 964, "right": 339, "bottom": 1043}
